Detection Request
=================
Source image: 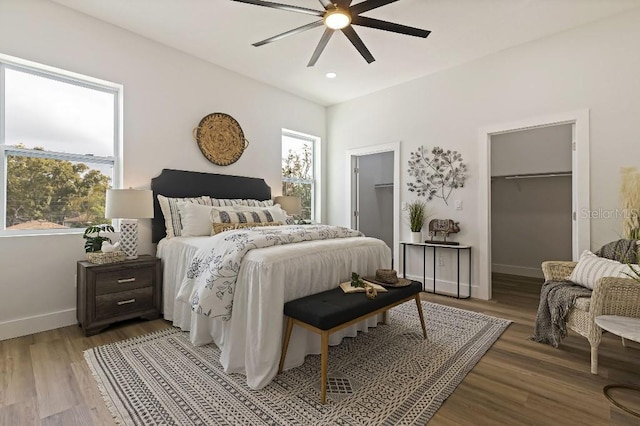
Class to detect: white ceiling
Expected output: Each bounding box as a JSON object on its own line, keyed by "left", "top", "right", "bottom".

{"left": 51, "top": 0, "right": 640, "bottom": 106}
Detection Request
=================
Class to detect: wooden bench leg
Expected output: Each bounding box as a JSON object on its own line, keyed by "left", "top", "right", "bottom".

{"left": 382, "top": 310, "right": 388, "bottom": 325}
{"left": 320, "top": 330, "right": 329, "bottom": 404}
{"left": 279, "top": 317, "right": 294, "bottom": 373}
{"left": 414, "top": 294, "right": 427, "bottom": 339}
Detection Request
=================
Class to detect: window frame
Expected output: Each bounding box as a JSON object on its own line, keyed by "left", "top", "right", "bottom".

{"left": 0, "top": 54, "right": 123, "bottom": 236}
{"left": 281, "top": 129, "right": 321, "bottom": 223}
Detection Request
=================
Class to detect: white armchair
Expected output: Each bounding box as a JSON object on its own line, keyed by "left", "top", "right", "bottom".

{"left": 542, "top": 260, "right": 640, "bottom": 374}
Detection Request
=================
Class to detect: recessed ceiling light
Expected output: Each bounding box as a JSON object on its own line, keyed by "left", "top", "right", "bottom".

{"left": 326, "top": 72, "right": 337, "bottom": 79}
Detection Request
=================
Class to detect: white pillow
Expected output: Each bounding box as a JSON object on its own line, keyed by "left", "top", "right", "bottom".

{"left": 157, "top": 195, "right": 211, "bottom": 238}
{"left": 569, "top": 250, "right": 636, "bottom": 289}
{"left": 177, "top": 202, "right": 215, "bottom": 237}
{"left": 208, "top": 197, "right": 245, "bottom": 207}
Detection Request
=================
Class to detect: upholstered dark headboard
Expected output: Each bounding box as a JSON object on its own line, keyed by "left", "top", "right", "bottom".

{"left": 150, "top": 168, "right": 272, "bottom": 243}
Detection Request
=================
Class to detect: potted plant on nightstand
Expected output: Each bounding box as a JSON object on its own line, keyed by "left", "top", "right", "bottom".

{"left": 83, "top": 224, "right": 125, "bottom": 264}
{"left": 407, "top": 200, "right": 428, "bottom": 243}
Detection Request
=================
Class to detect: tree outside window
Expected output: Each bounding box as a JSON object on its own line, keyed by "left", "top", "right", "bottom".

{"left": 6, "top": 146, "right": 111, "bottom": 229}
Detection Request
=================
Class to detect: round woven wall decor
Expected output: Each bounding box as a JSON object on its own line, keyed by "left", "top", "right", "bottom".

{"left": 193, "top": 113, "right": 249, "bottom": 166}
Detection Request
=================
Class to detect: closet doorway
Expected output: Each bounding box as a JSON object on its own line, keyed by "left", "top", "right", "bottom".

{"left": 346, "top": 143, "right": 400, "bottom": 265}
{"left": 491, "top": 124, "right": 573, "bottom": 279}
{"left": 477, "top": 110, "right": 590, "bottom": 300}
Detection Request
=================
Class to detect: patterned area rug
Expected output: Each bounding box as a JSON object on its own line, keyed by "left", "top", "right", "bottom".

{"left": 85, "top": 302, "right": 510, "bottom": 425}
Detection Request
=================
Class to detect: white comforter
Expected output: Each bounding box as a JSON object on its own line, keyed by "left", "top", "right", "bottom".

{"left": 178, "top": 225, "right": 364, "bottom": 321}
{"left": 158, "top": 230, "right": 391, "bottom": 389}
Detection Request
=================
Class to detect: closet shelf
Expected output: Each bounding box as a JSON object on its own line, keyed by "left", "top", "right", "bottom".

{"left": 374, "top": 183, "right": 394, "bottom": 188}
{"left": 492, "top": 171, "right": 572, "bottom": 180}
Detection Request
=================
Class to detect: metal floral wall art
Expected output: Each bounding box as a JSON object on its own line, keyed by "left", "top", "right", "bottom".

{"left": 407, "top": 146, "right": 468, "bottom": 205}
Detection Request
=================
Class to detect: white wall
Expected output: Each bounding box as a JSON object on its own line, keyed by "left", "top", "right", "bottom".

{"left": 491, "top": 124, "right": 573, "bottom": 176}
{"left": 326, "top": 8, "right": 640, "bottom": 299}
{"left": 491, "top": 177, "right": 573, "bottom": 277}
{"left": 0, "top": 0, "right": 326, "bottom": 340}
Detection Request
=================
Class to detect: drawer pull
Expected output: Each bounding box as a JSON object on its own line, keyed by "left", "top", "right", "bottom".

{"left": 117, "top": 299, "right": 136, "bottom": 305}
{"left": 117, "top": 278, "right": 136, "bottom": 284}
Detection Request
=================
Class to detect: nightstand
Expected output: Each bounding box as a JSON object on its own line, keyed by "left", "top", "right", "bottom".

{"left": 77, "top": 255, "right": 162, "bottom": 336}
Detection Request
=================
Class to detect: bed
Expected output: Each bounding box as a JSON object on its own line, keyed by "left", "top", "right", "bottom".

{"left": 152, "top": 169, "right": 391, "bottom": 389}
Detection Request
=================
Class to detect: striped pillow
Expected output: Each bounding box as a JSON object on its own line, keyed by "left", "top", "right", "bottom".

{"left": 569, "top": 250, "right": 635, "bottom": 289}
{"left": 157, "top": 195, "right": 211, "bottom": 238}
{"left": 210, "top": 208, "right": 278, "bottom": 224}
{"left": 211, "top": 221, "right": 282, "bottom": 235}
{"left": 243, "top": 199, "right": 274, "bottom": 207}
{"left": 209, "top": 198, "right": 245, "bottom": 207}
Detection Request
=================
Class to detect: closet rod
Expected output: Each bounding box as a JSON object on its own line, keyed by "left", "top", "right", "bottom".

{"left": 492, "top": 171, "right": 572, "bottom": 180}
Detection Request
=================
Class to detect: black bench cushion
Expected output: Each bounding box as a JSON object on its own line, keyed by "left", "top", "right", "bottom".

{"left": 284, "top": 281, "right": 422, "bottom": 330}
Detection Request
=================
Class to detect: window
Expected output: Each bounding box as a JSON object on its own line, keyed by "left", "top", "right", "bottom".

{"left": 281, "top": 130, "right": 319, "bottom": 222}
{"left": 0, "top": 55, "right": 121, "bottom": 234}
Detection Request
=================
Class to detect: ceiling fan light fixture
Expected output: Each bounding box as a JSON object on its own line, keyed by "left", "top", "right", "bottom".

{"left": 324, "top": 8, "right": 351, "bottom": 30}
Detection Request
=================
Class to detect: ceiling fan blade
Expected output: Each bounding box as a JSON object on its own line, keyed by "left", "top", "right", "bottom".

{"left": 231, "top": 0, "right": 323, "bottom": 17}
{"left": 351, "top": 0, "right": 398, "bottom": 15}
{"left": 307, "top": 28, "right": 335, "bottom": 67}
{"left": 318, "top": 0, "right": 332, "bottom": 8}
{"left": 341, "top": 26, "right": 375, "bottom": 64}
{"left": 253, "top": 20, "right": 324, "bottom": 46}
{"left": 335, "top": 0, "right": 353, "bottom": 6}
{"left": 351, "top": 16, "right": 430, "bottom": 38}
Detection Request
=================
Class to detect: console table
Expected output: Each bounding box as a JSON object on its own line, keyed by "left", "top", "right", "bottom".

{"left": 595, "top": 315, "right": 640, "bottom": 418}
{"left": 400, "top": 242, "right": 471, "bottom": 299}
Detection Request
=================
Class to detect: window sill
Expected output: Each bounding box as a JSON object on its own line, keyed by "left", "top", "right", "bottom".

{"left": 0, "top": 229, "right": 85, "bottom": 238}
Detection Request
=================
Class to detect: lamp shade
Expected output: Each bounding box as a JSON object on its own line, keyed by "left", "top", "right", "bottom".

{"left": 274, "top": 196, "right": 302, "bottom": 216}
{"left": 105, "top": 189, "right": 154, "bottom": 219}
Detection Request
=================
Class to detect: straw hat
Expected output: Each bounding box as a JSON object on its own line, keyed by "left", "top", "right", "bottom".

{"left": 363, "top": 269, "right": 412, "bottom": 288}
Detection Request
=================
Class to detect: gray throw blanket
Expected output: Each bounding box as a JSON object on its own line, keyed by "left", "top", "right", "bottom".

{"left": 595, "top": 238, "right": 638, "bottom": 264}
{"left": 530, "top": 280, "right": 592, "bottom": 347}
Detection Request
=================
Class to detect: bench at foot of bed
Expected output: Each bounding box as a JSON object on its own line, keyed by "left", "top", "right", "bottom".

{"left": 278, "top": 280, "right": 426, "bottom": 404}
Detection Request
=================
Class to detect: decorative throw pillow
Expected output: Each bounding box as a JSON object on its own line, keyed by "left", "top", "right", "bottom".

{"left": 157, "top": 195, "right": 211, "bottom": 238}
{"left": 211, "top": 207, "right": 279, "bottom": 224}
{"left": 569, "top": 250, "right": 636, "bottom": 289}
{"left": 243, "top": 199, "right": 274, "bottom": 207}
{"left": 177, "top": 202, "right": 216, "bottom": 237}
{"left": 211, "top": 221, "right": 282, "bottom": 235}
{"left": 208, "top": 198, "right": 245, "bottom": 207}
{"left": 232, "top": 204, "right": 288, "bottom": 223}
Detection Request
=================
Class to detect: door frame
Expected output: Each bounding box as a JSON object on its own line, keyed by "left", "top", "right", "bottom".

{"left": 346, "top": 142, "right": 401, "bottom": 264}
{"left": 478, "top": 110, "right": 590, "bottom": 300}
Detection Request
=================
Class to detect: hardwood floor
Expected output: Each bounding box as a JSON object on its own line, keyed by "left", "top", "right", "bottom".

{"left": 1, "top": 273, "right": 638, "bottom": 425}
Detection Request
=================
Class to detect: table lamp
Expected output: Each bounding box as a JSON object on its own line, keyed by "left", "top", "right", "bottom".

{"left": 105, "top": 189, "right": 154, "bottom": 259}
{"left": 274, "top": 195, "right": 302, "bottom": 223}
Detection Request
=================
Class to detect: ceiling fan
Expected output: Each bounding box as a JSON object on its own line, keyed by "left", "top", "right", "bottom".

{"left": 231, "top": 0, "right": 431, "bottom": 67}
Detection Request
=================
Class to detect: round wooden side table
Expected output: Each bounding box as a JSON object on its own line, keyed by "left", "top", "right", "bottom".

{"left": 595, "top": 315, "right": 640, "bottom": 418}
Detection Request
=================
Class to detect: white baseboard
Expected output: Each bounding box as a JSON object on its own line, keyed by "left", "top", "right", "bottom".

{"left": 0, "top": 308, "right": 77, "bottom": 341}
{"left": 492, "top": 263, "right": 544, "bottom": 279}
{"left": 403, "top": 273, "right": 474, "bottom": 298}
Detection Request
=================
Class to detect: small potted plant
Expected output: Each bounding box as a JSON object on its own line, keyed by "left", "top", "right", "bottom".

{"left": 407, "top": 200, "right": 428, "bottom": 243}
{"left": 83, "top": 224, "right": 114, "bottom": 253}
{"left": 83, "top": 224, "right": 124, "bottom": 264}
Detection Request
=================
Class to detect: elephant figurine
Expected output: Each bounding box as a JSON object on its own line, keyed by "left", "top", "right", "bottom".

{"left": 428, "top": 219, "right": 460, "bottom": 242}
